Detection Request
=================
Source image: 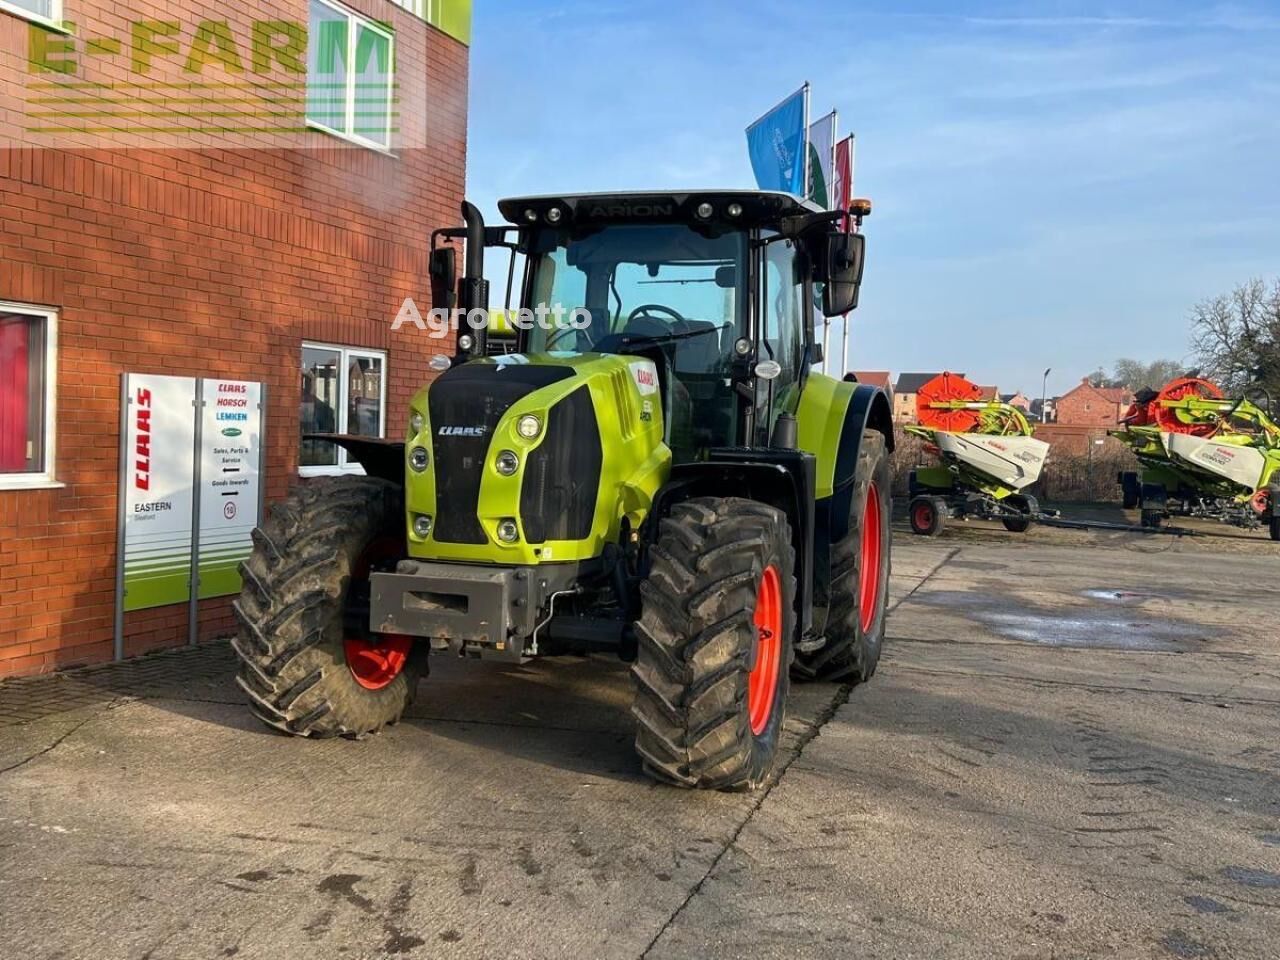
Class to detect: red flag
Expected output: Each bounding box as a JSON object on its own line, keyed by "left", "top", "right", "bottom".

{"left": 834, "top": 136, "right": 854, "bottom": 231}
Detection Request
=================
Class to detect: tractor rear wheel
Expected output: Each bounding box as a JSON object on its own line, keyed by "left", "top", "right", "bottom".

{"left": 794, "top": 430, "right": 892, "bottom": 683}
{"left": 632, "top": 497, "right": 795, "bottom": 790}
{"left": 232, "top": 477, "right": 425, "bottom": 738}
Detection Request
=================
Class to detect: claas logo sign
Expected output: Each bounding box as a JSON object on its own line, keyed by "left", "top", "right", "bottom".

{"left": 135, "top": 387, "right": 152, "bottom": 491}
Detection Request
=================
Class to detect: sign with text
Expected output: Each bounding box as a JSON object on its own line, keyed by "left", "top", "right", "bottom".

{"left": 121, "top": 374, "right": 197, "bottom": 611}
{"left": 197, "top": 379, "right": 263, "bottom": 600}
{"left": 118, "top": 374, "right": 264, "bottom": 612}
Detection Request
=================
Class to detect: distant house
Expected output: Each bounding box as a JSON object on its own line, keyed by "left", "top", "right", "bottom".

{"left": 1001, "top": 392, "right": 1032, "bottom": 412}
{"left": 1056, "top": 378, "right": 1133, "bottom": 427}
{"left": 975, "top": 384, "right": 1000, "bottom": 402}
{"left": 893, "top": 372, "right": 952, "bottom": 422}
{"left": 847, "top": 370, "right": 894, "bottom": 404}
{"left": 1030, "top": 397, "right": 1058, "bottom": 422}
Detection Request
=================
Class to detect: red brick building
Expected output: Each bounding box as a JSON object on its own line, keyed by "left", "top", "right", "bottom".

{"left": 0, "top": 0, "right": 470, "bottom": 676}
{"left": 1055, "top": 377, "right": 1133, "bottom": 428}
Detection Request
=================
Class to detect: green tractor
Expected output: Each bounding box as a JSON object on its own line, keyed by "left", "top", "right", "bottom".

{"left": 233, "top": 191, "right": 894, "bottom": 790}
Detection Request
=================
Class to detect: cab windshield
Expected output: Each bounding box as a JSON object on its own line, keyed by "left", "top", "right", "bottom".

{"left": 525, "top": 224, "right": 749, "bottom": 459}
{"left": 525, "top": 224, "right": 747, "bottom": 361}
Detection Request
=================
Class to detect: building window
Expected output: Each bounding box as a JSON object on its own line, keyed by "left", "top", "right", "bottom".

{"left": 300, "top": 343, "right": 386, "bottom": 476}
{"left": 306, "top": 0, "right": 395, "bottom": 151}
{"left": 0, "top": 0, "right": 61, "bottom": 29}
{"left": 389, "top": 0, "right": 424, "bottom": 16}
{"left": 0, "top": 302, "right": 57, "bottom": 489}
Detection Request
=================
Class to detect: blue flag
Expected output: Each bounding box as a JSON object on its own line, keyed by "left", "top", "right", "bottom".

{"left": 746, "top": 85, "right": 808, "bottom": 195}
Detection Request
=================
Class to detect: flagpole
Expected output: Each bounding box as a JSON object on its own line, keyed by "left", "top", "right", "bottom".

{"left": 831, "top": 109, "right": 839, "bottom": 207}
{"left": 840, "top": 134, "right": 856, "bottom": 377}
{"left": 801, "top": 81, "right": 811, "bottom": 202}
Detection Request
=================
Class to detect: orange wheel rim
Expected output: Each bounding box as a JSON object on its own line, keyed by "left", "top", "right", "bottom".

{"left": 748, "top": 565, "right": 783, "bottom": 736}
{"left": 344, "top": 536, "right": 412, "bottom": 690}
{"left": 859, "top": 484, "right": 884, "bottom": 633}
{"left": 344, "top": 635, "right": 413, "bottom": 690}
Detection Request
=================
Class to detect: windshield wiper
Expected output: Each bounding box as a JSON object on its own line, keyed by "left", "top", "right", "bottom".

{"left": 617, "top": 326, "right": 725, "bottom": 347}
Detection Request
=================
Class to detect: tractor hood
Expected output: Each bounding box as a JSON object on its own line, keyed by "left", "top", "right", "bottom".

{"left": 403, "top": 352, "right": 670, "bottom": 566}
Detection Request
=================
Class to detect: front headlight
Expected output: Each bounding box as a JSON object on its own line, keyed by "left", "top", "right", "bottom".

{"left": 517, "top": 415, "right": 542, "bottom": 440}
{"left": 409, "top": 411, "right": 425, "bottom": 434}
{"left": 409, "top": 446, "right": 430, "bottom": 472}
{"left": 495, "top": 450, "right": 520, "bottom": 476}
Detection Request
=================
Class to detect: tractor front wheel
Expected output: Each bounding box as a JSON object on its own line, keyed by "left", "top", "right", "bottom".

{"left": 632, "top": 497, "right": 795, "bottom": 790}
{"left": 232, "top": 477, "right": 425, "bottom": 738}
{"left": 794, "top": 430, "right": 892, "bottom": 683}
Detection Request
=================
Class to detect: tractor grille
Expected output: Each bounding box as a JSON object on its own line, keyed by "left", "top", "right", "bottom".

{"left": 428, "top": 363, "right": 573, "bottom": 545}
{"left": 521, "top": 386, "right": 603, "bottom": 544}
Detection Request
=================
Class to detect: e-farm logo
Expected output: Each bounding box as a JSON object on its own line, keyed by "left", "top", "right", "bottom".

{"left": 134, "top": 387, "right": 152, "bottom": 492}
{"left": 22, "top": 16, "right": 397, "bottom": 145}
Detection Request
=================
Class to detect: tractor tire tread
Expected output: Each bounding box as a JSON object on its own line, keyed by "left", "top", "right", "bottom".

{"left": 231, "top": 476, "right": 423, "bottom": 739}
{"left": 794, "top": 431, "right": 892, "bottom": 683}
{"left": 632, "top": 497, "right": 794, "bottom": 790}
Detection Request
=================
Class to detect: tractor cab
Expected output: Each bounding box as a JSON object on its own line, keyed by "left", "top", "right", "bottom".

{"left": 433, "top": 191, "right": 868, "bottom": 464}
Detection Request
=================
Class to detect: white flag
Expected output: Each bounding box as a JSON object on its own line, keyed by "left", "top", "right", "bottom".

{"left": 807, "top": 110, "right": 837, "bottom": 208}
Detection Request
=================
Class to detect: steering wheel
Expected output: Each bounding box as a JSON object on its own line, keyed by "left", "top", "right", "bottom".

{"left": 546, "top": 321, "right": 596, "bottom": 353}
{"left": 626, "top": 303, "right": 690, "bottom": 330}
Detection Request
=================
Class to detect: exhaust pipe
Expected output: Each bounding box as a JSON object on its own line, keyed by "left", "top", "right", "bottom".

{"left": 458, "top": 201, "right": 489, "bottom": 358}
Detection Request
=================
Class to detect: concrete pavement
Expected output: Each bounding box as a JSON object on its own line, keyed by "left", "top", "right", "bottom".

{"left": 1, "top": 528, "right": 1277, "bottom": 959}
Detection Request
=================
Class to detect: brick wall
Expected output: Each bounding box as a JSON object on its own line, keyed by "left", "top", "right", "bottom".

{"left": 1055, "top": 379, "right": 1131, "bottom": 428}
{"left": 0, "top": 0, "right": 468, "bottom": 677}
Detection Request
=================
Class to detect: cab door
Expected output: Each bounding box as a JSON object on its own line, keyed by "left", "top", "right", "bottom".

{"left": 757, "top": 235, "right": 806, "bottom": 441}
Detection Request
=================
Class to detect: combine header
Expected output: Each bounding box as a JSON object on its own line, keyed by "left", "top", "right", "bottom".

{"left": 905, "top": 373, "right": 1050, "bottom": 536}
{"left": 1113, "top": 377, "right": 1280, "bottom": 539}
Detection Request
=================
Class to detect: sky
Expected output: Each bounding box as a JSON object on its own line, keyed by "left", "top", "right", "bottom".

{"left": 466, "top": 1, "right": 1280, "bottom": 398}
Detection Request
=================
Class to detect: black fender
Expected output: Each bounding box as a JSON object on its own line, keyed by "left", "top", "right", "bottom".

{"left": 812, "top": 386, "right": 894, "bottom": 628}
{"left": 304, "top": 434, "right": 405, "bottom": 485}
{"left": 645, "top": 450, "right": 817, "bottom": 638}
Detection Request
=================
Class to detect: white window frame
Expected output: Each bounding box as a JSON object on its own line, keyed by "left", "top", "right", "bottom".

{"left": 305, "top": 0, "right": 396, "bottom": 153}
{"left": 0, "top": 0, "right": 66, "bottom": 33}
{"left": 299, "top": 341, "right": 388, "bottom": 478}
{"left": 389, "top": 0, "right": 426, "bottom": 18}
{"left": 0, "top": 301, "right": 60, "bottom": 491}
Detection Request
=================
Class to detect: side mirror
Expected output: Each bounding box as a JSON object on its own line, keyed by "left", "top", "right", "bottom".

{"left": 429, "top": 247, "right": 457, "bottom": 311}
{"left": 821, "top": 231, "right": 865, "bottom": 318}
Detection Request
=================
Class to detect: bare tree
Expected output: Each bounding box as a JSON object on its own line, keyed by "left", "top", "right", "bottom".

{"left": 1111, "top": 358, "right": 1187, "bottom": 391}
{"left": 1089, "top": 358, "right": 1186, "bottom": 391}
{"left": 1189, "top": 278, "right": 1280, "bottom": 396}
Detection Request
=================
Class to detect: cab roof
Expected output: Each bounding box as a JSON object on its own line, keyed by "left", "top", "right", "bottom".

{"left": 497, "top": 190, "right": 823, "bottom": 229}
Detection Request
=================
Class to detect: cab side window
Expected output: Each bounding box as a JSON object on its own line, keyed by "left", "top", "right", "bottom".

{"left": 761, "top": 238, "right": 804, "bottom": 428}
